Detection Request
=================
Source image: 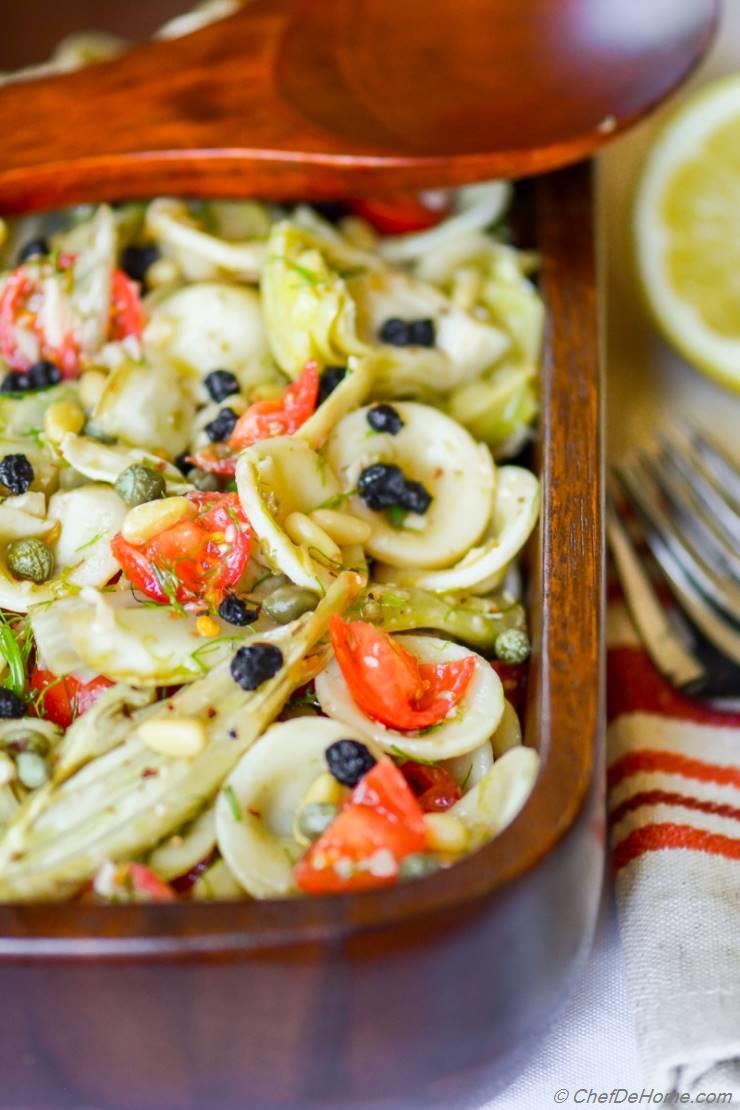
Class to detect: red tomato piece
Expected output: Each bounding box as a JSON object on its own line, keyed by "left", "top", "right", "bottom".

{"left": 126, "top": 863, "right": 177, "bottom": 902}
{"left": 109, "top": 269, "right": 144, "bottom": 340}
{"left": 329, "top": 616, "right": 476, "bottom": 731}
{"left": 30, "top": 667, "right": 114, "bottom": 729}
{"left": 294, "top": 758, "right": 426, "bottom": 894}
{"left": 111, "top": 492, "right": 251, "bottom": 611}
{"left": 190, "top": 362, "right": 320, "bottom": 476}
{"left": 94, "top": 862, "right": 176, "bottom": 903}
{"left": 0, "top": 262, "right": 81, "bottom": 377}
{"left": 348, "top": 192, "right": 452, "bottom": 235}
{"left": 400, "top": 761, "right": 462, "bottom": 812}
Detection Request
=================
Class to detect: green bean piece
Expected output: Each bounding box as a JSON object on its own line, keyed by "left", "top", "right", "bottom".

{"left": 351, "top": 584, "right": 525, "bottom": 654}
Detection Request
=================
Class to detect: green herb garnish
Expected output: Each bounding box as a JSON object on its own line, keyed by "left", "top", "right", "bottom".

{"left": 74, "top": 529, "right": 107, "bottom": 553}
{"left": 385, "top": 505, "right": 407, "bottom": 529}
{"left": 223, "top": 785, "right": 243, "bottom": 822}
{"left": 316, "top": 488, "right": 356, "bottom": 511}
{"left": 0, "top": 613, "right": 32, "bottom": 697}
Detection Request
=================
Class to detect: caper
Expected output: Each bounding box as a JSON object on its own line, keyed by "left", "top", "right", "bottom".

{"left": 262, "top": 585, "right": 320, "bottom": 624}
{"left": 187, "top": 467, "right": 220, "bottom": 493}
{"left": 6, "top": 537, "right": 55, "bottom": 583}
{"left": 398, "top": 853, "right": 440, "bottom": 882}
{"left": 16, "top": 750, "right": 50, "bottom": 790}
{"left": 115, "top": 464, "right": 167, "bottom": 507}
{"left": 494, "top": 627, "right": 531, "bottom": 664}
{"left": 297, "top": 802, "right": 339, "bottom": 842}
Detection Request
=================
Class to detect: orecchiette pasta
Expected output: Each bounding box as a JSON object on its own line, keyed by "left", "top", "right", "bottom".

{"left": 0, "top": 177, "right": 542, "bottom": 902}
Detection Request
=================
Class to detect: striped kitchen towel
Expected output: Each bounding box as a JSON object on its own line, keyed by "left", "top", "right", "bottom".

{"left": 607, "top": 600, "right": 740, "bottom": 1100}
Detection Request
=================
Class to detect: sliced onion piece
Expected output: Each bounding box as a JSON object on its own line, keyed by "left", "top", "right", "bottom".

{"left": 315, "top": 634, "right": 504, "bottom": 761}
{"left": 324, "top": 403, "right": 494, "bottom": 569}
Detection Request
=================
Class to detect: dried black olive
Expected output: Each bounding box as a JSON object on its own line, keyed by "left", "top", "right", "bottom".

{"left": 230, "top": 643, "right": 283, "bottom": 690}
{"left": 325, "top": 739, "right": 376, "bottom": 787}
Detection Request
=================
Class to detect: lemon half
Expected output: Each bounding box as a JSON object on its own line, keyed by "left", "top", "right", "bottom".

{"left": 634, "top": 74, "right": 740, "bottom": 392}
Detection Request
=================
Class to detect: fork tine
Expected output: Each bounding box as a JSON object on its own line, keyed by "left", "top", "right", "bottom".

{"left": 615, "top": 460, "right": 740, "bottom": 668}
{"left": 663, "top": 426, "right": 740, "bottom": 544}
{"left": 630, "top": 452, "right": 740, "bottom": 621}
{"left": 690, "top": 422, "right": 740, "bottom": 508}
{"left": 653, "top": 445, "right": 740, "bottom": 582}
{"left": 606, "top": 495, "right": 706, "bottom": 690}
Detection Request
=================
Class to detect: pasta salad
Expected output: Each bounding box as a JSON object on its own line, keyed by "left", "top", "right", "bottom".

{"left": 0, "top": 185, "right": 542, "bottom": 901}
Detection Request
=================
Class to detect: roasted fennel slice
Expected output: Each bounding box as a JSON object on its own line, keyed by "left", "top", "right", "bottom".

{"left": 0, "top": 573, "right": 361, "bottom": 901}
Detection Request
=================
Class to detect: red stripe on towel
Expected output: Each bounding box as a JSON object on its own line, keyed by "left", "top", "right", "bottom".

{"left": 609, "top": 790, "right": 740, "bottom": 828}
{"left": 613, "top": 822, "right": 740, "bottom": 871}
{"left": 609, "top": 750, "right": 740, "bottom": 792}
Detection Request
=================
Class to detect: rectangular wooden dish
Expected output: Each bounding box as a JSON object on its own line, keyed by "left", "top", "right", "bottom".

{"left": 0, "top": 162, "right": 604, "bottom": 1110}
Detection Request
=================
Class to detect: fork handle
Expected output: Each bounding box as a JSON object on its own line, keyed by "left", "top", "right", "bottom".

{"left": 606, "top": 500, "right": 705, "bottom": 689}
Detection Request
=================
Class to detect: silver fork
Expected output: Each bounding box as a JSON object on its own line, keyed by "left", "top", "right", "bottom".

{"left": 607, "top": 422, "right": 740, "bottom": 700}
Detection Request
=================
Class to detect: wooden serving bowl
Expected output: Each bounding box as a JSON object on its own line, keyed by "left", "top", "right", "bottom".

{"left": 0, "top": 161, "right": 603, "bottom": 1109}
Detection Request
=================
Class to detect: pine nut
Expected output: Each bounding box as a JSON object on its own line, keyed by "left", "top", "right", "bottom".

{"left": 302, "top": 771, "right": 345, "bottom": 808}
{"left": 139, "top": 717, "right": 207, "bottom": 758}
{"left": 423, "top": 813, "right": 469, "bottom": 855}
{"left": 284, "top": 511, "right": 342, "bottom": 563}
{"left": 309, "top": 508, "right": 371, "bottom": 545}
{"left": 77, "top": 370, "right": 107, "bottom": 411}
{"left": 195, "top": 614, "right": 220, "bottom": 637}
{"left": 121, "top": 496, "right": 195, "bottom": 545}
{"left": 43, "top": 400, "right": 85, "bottom": 444}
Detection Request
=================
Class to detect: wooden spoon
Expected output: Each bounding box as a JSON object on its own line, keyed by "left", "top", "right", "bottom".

{"left": 0, "top": 0, "right": 718, "bottom": 214}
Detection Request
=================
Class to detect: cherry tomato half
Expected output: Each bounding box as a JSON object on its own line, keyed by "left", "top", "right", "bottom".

{"left": 400, "top": 761, "right": 462, "bottom": 812}
{"left": 329, "top": 616, "right": 476, "bottom": 731}
{"left": 109, "top": 269, "right": 144, "bottom": 341}
{"left": 111, "top": 492, "right": 251, "bottom": 611}
{"left": 348, "top": 192, "right": 452, "bottom": 235}
{"left": 0, "top": 259, "right": 144, "bottom": 378}
{"left": 294, "top": 758, "right": 426, "bottom": 894}
{"left": 30, "top": 667, "right": 114, "bottom": 729}
{"left": 0, "top": 261, "right": 80, "bottom": 376}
